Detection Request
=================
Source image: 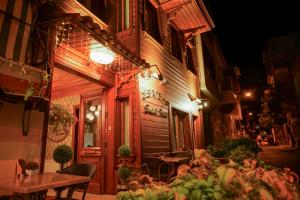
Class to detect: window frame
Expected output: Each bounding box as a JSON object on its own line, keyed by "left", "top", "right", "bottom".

{"left": 77, "top": 0, "right": 108, "bottom": 24}
{"left": 142, "top": 0, "right": 162, "bottom": 44}
{"left": 169, "top": 107, "right": 193, "bottom": 151}
{"left": 117, "top": 0, "right": 132, "bottom": 32}
{"left": 170, "top": 25, "right": 183, "bottom": 63}
{"left": 186, "top": 45, "right": 198, "bottom": 75}
{"left": 116, "top": 91, "right": 133, "bottom": 152}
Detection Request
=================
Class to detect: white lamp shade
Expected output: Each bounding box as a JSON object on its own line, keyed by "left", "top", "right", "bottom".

{"left": 90, "top": 48, "right": 115, "bottom": 64}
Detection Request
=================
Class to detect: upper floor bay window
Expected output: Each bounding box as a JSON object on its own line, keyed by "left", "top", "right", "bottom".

{"left": 142, "top": 0, "right": 162, "bottom": 44}
{"left": 78, "top": 0, "right": 108, "bottom": 24}
{"left": 171, "top": 108, "right": 192, "bottom": 151}
{"left": 118, "top": 0, "right": 130, "bottom": 31}
{"left": 171, "top": 26, "right": 183, "bottom": 63}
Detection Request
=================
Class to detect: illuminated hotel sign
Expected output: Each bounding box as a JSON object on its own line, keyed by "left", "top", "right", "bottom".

{"left": 141, "top": 88, "right": 168, "bottom": 118}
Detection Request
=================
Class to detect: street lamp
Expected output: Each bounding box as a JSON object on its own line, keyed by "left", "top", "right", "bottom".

{"left": 245, "top": 92, "right": 252, "bottom": 98}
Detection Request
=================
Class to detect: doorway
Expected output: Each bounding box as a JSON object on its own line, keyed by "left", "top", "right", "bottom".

{"left": 44, "top": 65, "right": 107, "bottom": 193}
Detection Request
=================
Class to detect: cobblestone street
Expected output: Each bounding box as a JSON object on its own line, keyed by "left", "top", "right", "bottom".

{"left": 259, "top": 145, "right": 300, "bottom": 176}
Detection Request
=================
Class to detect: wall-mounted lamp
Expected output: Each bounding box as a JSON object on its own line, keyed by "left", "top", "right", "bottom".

{"left": 138, "top": 64, "right": 167, "bottom": 84}
{"left": 150, "top": 64, "right": 163, "bottom": 81}
{"left": 188, "top": 93, "right": 208, "bottom": 110}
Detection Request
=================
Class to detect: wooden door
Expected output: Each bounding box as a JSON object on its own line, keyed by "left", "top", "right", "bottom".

{"left": 78, "top": 90, "right": 107, "bottom": 193}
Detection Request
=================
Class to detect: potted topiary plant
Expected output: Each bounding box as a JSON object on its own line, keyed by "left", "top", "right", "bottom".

{"left": 53, "top": 144, "right": 73, "bottom": 170}
{"left": 118, "top": 144, "right": 131, "bottom": 164}
{"left": 117, "top": 145, "right": 132, "bottom": 189}
{"left": 118, "top": 166, "right": 132, "bottom": 184}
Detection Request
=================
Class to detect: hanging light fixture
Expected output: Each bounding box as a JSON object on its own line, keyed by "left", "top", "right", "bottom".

{"left": 90, "top": 47, "right": 115, "bottom": 64}
{"left": 89, "top": 105, "right": 96, "bottom": 112}
{"left": 86, "top": 112, "right": 95, "bottom": 121}
{"left": 94, "top": 110, "right": 100, "bottom": 117}
{"left": 187, "top": 93, "right": 208, "bottom": 110}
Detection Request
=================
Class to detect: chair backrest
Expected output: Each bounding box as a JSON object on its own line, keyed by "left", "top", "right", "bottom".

{"left": 59, "top": 163, "right": 96, "bottom": 179}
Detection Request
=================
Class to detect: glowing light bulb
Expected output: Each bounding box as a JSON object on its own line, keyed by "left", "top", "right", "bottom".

{"left": 195, "top": 99, "right": 202, "bottom": 104}
{"left": 86, "top": 112, "right": 95, "bottom": 121}
{"left": 94, "top": 110, "right": 100, "bottom": 117}
{"left": 89, "top": 105, "right": 96, "bottom": 112}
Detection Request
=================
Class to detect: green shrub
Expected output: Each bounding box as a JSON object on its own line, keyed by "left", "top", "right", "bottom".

{"left": 208, "top": 138, "right": 261, "bottom": 158}
{"left": 118, "top": 166, "right": 131, "bottom": 180}
{"left": 53, "top": 144, "right": 73, "bottom": 169}
{"left": 118, "top": 145, "right": 131, "bottom": 157}
{"left": 207, "top": 145, "right": 226, "bottom": 158}
{"left": 228, "top": 146, "right": 257, "bottom": 164}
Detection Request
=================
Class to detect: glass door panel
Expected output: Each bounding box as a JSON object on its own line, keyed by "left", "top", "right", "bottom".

{"left": 83, "top": 98, "right": 101, "bottom": 147}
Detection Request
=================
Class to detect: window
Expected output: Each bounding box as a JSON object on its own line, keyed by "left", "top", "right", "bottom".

{"left": 186, "top": 46, "right": 197, "bottom": 74}
{"left": 118, "top": 0, "right": 130, "bottom": 31}
{"left": 78, "top": 0, "right": 108, "bottom": 23}
{"left": 171, "top": 26, "right": 183, "bottom": 62}
{"left": 171, "top": 108, "right": 192, "bottom": 151}
{"left": 142, "top": 0, "right": 162, "bottom": 43}
{"left": 202, "top": 42, "right": 216, "bottom": 81}
{"left": 116, "top": 98, "right": 130, "bottom": 148}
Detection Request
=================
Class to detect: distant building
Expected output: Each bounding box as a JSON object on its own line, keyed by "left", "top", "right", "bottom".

{"left": 200, "top": 31, "right": 242, "bottom": 145}
{"left": 263, "top": 31, "right": 300, "bottom": 146}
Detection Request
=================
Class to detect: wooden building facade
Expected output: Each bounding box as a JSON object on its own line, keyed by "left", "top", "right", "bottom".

{"left": 0, "top": 0, "right": 215, "bottom": 194}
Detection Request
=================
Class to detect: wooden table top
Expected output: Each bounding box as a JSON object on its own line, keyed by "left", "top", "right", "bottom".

{"left": 0, "top": 173, "right": 91, "bottom": 194}
{"left": 160, "top": 156, "right": 189, "bottom": 163}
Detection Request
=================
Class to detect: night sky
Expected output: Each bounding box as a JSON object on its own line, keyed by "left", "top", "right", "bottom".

{"left": 203, "top": 0, "right": 300, "bottom": 96}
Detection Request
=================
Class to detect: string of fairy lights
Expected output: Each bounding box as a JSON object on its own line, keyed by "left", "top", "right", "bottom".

{"left": 55, "top": 20, "right": 141, "bottom": 80}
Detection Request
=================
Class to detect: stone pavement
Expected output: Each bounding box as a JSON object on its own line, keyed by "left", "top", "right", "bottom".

{"left": 47, "top": 189, "right": 116, "bottom": 200}
{"left": 258, "top": 144, "right": 300, "bottom": 176}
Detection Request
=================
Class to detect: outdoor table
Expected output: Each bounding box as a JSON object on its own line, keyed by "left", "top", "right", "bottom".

{"left": 158, "top": 156, "right": 189, "bottom": 181}
{"left": 0, "top": 173, "right": 90, "bottom": 200}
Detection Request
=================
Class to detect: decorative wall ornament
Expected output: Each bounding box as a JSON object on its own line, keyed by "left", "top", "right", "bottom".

{"left": 47, "top": 104, "right": 75, "bottom": 142}
{"left": 144, "top": 104, "right": 168, "bottom": 118}
{"left": 141, "top": 89, "right": 168, "bottom": 107}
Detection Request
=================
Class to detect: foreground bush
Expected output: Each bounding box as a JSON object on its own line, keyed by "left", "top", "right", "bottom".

{"left": 117, "top": 149, "right": 299, "bottom": 200}
{"left": 207, "top": 137, "right": 261, "bottom": 158}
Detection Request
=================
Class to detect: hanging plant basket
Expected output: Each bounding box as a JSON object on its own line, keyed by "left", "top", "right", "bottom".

{"left": 48, "top": 104, "right": 75, "bottom": 142}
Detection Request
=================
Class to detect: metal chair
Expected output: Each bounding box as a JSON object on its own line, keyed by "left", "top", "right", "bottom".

{"left": 53, "top": 163, "right": 96, "bottom": 200}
